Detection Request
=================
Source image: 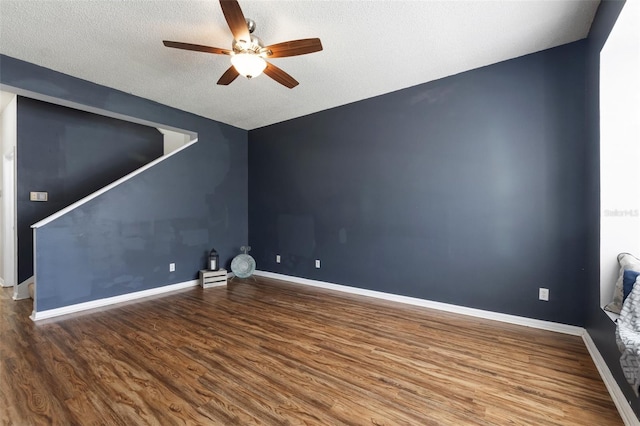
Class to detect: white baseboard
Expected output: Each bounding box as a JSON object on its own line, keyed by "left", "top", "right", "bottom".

{"left": 583, "top": 332, "right": 640, "bottom": 426}
{"left": 255, "top": 270, "right": 638, "bottom": 423}
{"left": 30, "top": 279, "right": 199, "bottom": 321}
{"left": 254, "top": 270, "right": 583, "bottom": 335}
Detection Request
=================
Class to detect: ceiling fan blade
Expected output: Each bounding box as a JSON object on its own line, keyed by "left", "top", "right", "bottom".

{"left": 263, "top": 38, "right": 323, "bottom": 58}
{"left": 163, "top": 41, "right": 231, "bottom": 55}
{"left": 217, "top": 66, "right": 240, "bottom": 85}
{"left": 219, "top": 0, "right": 250, "bottom": 43}
{"left": 263, "top": 62, "right": 299, "bottom": 89}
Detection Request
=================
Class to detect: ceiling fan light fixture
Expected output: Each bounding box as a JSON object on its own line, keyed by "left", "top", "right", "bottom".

{"left": 230, "top": 53, "right": 267, "bottom": 79}
{"left": 163, "top": 0, "right": 322, "bottom": 88}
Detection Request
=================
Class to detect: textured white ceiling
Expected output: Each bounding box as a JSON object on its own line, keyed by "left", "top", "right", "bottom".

{"left": 0, "top": 0, "right": 599, "bottom": 130}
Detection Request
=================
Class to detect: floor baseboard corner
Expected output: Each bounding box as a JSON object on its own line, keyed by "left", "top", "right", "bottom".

{"left": 255, "top": 270, "right": 638, "bottom": 424}
{"left": 254, "top": 270, "right": 583, "bottom": 336}
{"left": 582, "top": 331, "right": 639, "bottom": 425}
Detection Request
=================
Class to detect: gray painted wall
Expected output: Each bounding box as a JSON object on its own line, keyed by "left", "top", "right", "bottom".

{"left": 17, "top": 97, "right": 164, "bottom": 284}
{"left": 249, "top": 41, "right": 589, "bottom": 326}
{"left": 0, "top": 55, "right": 248, "bottom": 311}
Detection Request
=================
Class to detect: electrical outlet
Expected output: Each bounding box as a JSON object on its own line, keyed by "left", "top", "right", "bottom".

{"left": 276, "top": 254, "right": 281, "bottom": 263}
{"left": 539, "top": 287, "right": 549, "bottom": 301}
{"left": 169, "top": 263, "right": 175, "bottom": 272}
{"left": 315, "top": 259, "right": 321, "bottom": 269}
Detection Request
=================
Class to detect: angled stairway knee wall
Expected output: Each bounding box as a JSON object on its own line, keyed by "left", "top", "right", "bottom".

{"left": 0, "top": 55, "right": 248, "bottom": 314}
{"left": 16, "top": 97, "right": 165, "bottom": 284}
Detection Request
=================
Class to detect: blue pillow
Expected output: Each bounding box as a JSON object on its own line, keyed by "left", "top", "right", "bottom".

{"left": 622, "top": 270, "right": 640, "bottom": 302}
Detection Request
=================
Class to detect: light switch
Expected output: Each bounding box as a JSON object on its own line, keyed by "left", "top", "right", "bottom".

{"left": 30, "top": 192, "right": 48, "bottom": 202}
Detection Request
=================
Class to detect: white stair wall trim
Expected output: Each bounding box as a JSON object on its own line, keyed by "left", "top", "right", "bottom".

{"left": 254, "top": 270, "right": 638, "bottom": 423}
{"left": 31, "top": 136, "right": 197, "bottom": 229}
{"left": 31, "top": 279, "right": 199, "bottom": 321}
{"left": 583, "top": 332, "right": 640, "bottom": 426}
{"left": 0, "top": 84, "right": 198, "bottom": 231}
{"left": 254, "top": 270, "right": 583, "bottom": 335}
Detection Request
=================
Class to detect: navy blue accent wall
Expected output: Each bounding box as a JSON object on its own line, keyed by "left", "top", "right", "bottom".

{"left": 1, "top": 55, "right": 247, "bottom": 311}
{"left": 249, "top": 42, "right": 588, "bottom": 326}
{"left": 584, "top": 0, "right": 640, "bottom": 416}
{"left": 17, "top": 97, "right": 164, "bottom": 283}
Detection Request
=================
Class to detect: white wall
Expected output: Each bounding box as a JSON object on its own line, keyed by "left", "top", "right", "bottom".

{"left": 0, "top": 100, "right": 4, "bottom": 284}
{"left": 159, "top": 128, "right": 190, "bottom": 155}
{"left": 1, "top": 93, "right": 17, "bottom": 288}
{"left": 600, "top": 0, "right": 640, "bottom": 307}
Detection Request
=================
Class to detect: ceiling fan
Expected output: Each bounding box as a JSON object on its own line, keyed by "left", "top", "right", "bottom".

{"left": 163, "top": 0, "right": 323, "bottom": 89}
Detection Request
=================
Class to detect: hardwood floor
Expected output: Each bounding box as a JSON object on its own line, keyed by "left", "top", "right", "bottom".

{"left": 0, "top": 277, "right": 623, "bottom": 425}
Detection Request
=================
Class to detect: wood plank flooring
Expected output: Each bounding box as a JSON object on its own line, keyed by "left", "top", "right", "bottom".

{"left": 0, "top": 276, "right": 623, "bottom": 425}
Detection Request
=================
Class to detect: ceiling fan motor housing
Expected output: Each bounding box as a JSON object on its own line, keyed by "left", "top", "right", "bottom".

{"left": 232, "top": 35, "right": 264, "bottom": 54}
